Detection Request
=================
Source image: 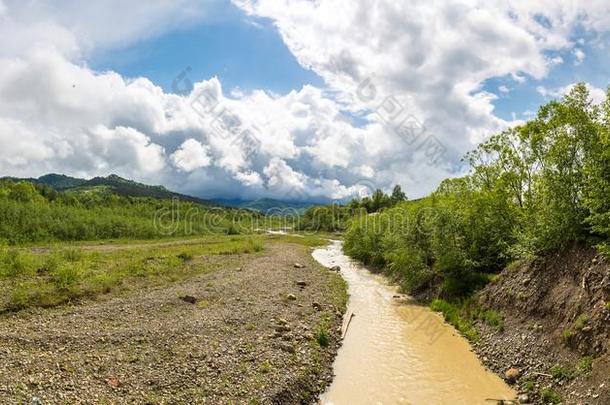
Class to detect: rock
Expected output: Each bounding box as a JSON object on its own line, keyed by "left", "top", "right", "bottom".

{"left": 277, "top": 343, "right": 295, "bottom": 353}
{"left": 504, "top": 367, "right": 520, "bottom": 383}
{"left": 106, "top": 376, "right": 121, "bottom": 389}
{"left": 179, "top": 295, "right": 197, "bottom": 304}
{"left": 329, "top": 265, "right": 341, "bottom": 272}
{"left": 312, "top": 302, "right": 322, "bottom": 311}
{"left": 296, "top": 280, "right": 308, "bottom": 287}
{"left": 287, "top": 294, "right": 297, "bottom": 301}
{"left": 275, "top": 325, "right": 291, "bottom": 333}
{"left": 294, "top": 263, "right": 305, "bottom": 268}
{"left": 518, "top": 393, "right": 529, "bottom": 403}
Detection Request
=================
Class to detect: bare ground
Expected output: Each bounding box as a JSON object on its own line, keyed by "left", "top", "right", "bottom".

{"left": 474, "top": 243, "right": 610, "bottom": 405}
{"left": 0, "top": 240, "right": 347, "bottom": 404}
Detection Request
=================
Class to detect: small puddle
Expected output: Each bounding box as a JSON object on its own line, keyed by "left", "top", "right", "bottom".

{"left": 312, "top": 240, "right": 515, "bottom": 405}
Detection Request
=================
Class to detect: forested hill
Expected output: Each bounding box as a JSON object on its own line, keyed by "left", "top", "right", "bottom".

{"left": 2, "top": 173, "right": 213, "bottom": 205}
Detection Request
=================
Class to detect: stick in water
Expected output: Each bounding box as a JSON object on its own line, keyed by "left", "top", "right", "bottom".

{"left": 342, "top": 312, "right": 355, "bottom": 338}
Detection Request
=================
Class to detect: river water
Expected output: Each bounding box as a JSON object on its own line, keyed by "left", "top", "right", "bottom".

{"left": 312, "top": 240, "right": 515, "bottom": 405}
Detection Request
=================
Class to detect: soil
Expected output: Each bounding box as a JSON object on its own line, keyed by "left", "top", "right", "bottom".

{"left": 0, "top": 240, "right": 347, "bottom": 404}
{"left": 473, "top": 243, "right": 610, "bottom": 404}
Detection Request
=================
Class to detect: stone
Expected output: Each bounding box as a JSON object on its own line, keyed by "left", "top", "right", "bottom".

{"left": 296, "top": 280, "right": 307, "bottom": 287}
{"left": 504, "top": 367, "right": 520, "bottom": 383}
{"left": 312, "top": 302, "right": 322, "bottom": 311}
{"left": 329, "top": 265, "right": 341, "bottom": 272}
{"left": 106, "top": 376, "right": 121, "bottom": 389}
{"left": 294, "top": 263, "right": 305, "bottom": 268}
{"left": 179, "top": 295, "right": 197, "bottom": 304}
{"left": 287, "top": 294, "right": 297, "bottom": 301}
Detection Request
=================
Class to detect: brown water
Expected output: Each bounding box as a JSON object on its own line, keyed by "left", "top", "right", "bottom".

{"left": 312, "top": 241, "right": 515, "bottom": 405}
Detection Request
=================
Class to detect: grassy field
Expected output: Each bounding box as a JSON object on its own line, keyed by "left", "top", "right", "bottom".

{"left": 0, "top": 234, "right": 327, "bottom": 312}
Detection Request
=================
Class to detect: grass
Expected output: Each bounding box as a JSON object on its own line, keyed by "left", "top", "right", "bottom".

{"left": 523, "top": 379, "right": 536, "bottom": 392}
{"left": 429, "top": 299, "right": 504, "bottom": 342}
{"left": 561, "top": 313, "right": 591, "bottom": 347}
{"left": 429, "top": 299, "right": 479, "bottom": 342}
{"left": 550, "top": 364, "right": 575, "bottom": 381}
{"left": 576, "top": 356, "right": 593, "bottom": 373}
{"left": 258, "top": 359, "right": 271, "bottom": 374}
{"left": 562, "top": 329, "right": 576, "bottom": 347}
{"left": 540, "top": 387, "right": 562, "bottom": 404}
{"left": 574, "top": 314, "right": 590, "bottom": 329}
{"left": 0, "top": 235, "right": 268, "bottom": 312}
{"left": 315, "top": 324, "right": 330, "bottom": 348}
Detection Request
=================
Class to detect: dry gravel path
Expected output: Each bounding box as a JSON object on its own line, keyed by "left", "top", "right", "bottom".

{"left": 0, "top": 240, "right": 346, "bottom": 404}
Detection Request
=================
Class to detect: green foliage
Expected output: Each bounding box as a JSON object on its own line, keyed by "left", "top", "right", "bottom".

{"left": 561, "top": 329, "right": 576, "bottom": 347}
{"left": 0, "top": 235, "right": 267, "bottom": 312}
{"left": 298, "top": 204, "right": 351, "bottom": 232}
{"left": 574, "top": 314, "right": 590, "bottom": 329}
{"left": 0, "top": 249, "right": 36, "bottom": 277}
{"left": 429, "top": 299, "right": 479, "bottom": 342}
{"left": 315, "top": 325, "right": 330, "bottom": 348}
{"left": 259, "top": 359, "right": 271, "bottom": 374}
{"left": 576, "top": 356, "right": 593, "bottom": 373}
{"left": 540, "top": 387, "right": 562, "bottom": 404}
{"left": 550, "top": 364, "right": 575, "bottom": 381}
{"left": 0, "top": 179, "right": 262, "bottom": 245}
{"left": 343, "top": 83, "right": 610, "bottom": 306}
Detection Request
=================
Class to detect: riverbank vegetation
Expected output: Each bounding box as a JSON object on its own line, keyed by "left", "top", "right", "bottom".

{"left": 343, "top": 84, "right": 610, "bottom": 334}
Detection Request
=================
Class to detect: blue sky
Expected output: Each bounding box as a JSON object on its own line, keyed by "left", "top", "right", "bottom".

{"left": 91, "top": 4, "right": 323, "bottom": 97}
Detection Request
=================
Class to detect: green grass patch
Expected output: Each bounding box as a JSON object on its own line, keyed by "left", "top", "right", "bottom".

{"left": 576, "top": 356, "right": 593, "bottom": 373}
{"left": 315, "top": 324, "right": 330, "bottom": 348}
{"left": 539, "top": 387, "right": 562, "bottom": 404}
{"left": 562, "top": 329, "right": 576, "bottom": 347}
{"left": 429, "top": 298, "right": 504, "bottom": 341}
{"left": 429, "top": 299, "right": 479, "bottom": 342}
{"left": 0, "top": 235, "right": 264, "bottom": 312}
{"left": 550, "top": 364, "right": 575, "bottom": 381}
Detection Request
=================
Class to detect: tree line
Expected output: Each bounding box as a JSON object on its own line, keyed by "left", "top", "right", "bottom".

{"left": 344, "top": 83, "right": 610, "bottom": 297}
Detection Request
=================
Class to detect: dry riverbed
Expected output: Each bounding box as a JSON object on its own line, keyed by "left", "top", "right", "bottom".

{"left": 0, "top": 237, "right": 347, "bottom": 404}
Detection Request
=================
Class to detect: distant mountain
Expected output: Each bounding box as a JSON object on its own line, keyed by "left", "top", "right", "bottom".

{"left": 213, "top": 198, "right": 319, "bottom": 214}
{"left": 2, "top": 173, "right": 214, "bottom": 205}
{"left": 2, "top": 173, "right": 87, "bottom": 191}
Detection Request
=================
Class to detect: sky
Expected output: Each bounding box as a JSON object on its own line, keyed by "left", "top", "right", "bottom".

{"left": 1, "top": 0, "right": 610, "bottom": 202}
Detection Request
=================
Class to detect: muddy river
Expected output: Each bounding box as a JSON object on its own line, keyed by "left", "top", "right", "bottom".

{"left": 312, "top": 240, "right": 515, "bottom": 405}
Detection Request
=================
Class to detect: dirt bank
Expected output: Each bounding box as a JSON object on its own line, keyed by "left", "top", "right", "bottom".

{"left": 474, "top": 243, "right": 610, "bottom": 404}
{"left": 0, "top": 240, "right": 347, "bottom": 404}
